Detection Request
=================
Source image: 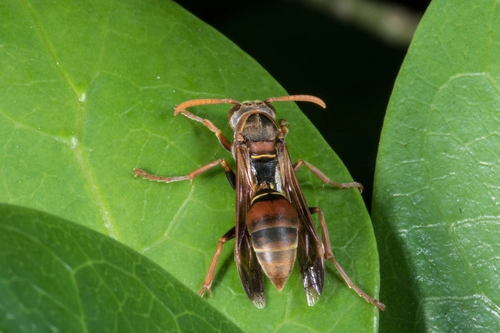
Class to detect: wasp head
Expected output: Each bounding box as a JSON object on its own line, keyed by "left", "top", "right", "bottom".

{"left": 228, "top": 101, "right": 277, "bottom": 131}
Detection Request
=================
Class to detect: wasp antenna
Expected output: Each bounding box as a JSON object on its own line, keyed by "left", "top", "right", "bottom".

{"left": 264, "top": 95, "right": 326, "bottom": 109}
{"left": 174, "top": 98, "right": 240, "bottom": 115}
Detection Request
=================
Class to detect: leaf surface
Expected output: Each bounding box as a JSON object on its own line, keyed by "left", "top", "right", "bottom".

{"left": 0, "top": 204, "right": 242, "bottom": 333}
{"left": 0, "top": 0, "right": 381, "bottom": 331}
{"left": 373, "top": 1, "right": 500, "bottom": 331}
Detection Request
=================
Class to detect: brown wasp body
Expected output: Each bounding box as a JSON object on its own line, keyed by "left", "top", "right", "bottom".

{"left": 133, "top": 95, "right": 385, "bottom": 311}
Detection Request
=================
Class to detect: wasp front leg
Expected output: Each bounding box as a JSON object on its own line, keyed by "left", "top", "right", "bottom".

{"left": 133, "top": 158, "right": 236, "bottom": 189}
{"left": 309, "top": 207, "right": 385, "bottom": 311}
{"left": 174, "top": 99, "right": 239, "bottom": 152}
{"left": 294, "top": 160, "right": 363, "bottom": 192}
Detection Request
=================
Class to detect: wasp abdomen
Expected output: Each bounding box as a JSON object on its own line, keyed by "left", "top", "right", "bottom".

{"left": 247, "top": 191, "right": 299, "bottom": 291}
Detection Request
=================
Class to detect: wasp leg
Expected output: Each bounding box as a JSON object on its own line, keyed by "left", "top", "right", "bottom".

{"left": 175, "top": 101, "right": 235, "bottom": 152}
{"left": 293, "top": 160, "right": 363, "bottom": 192}
{"left": 310, "top": 207, "right": 386, "bottom": 311}
{"left": 133, "top": 158, "right": 236, "bottom": 189}
{"left": 199, "top": 227, "right": 236, "bottom": 297}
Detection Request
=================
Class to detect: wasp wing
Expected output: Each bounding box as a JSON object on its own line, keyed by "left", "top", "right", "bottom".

{"left": 276, "top": 140, "right": 325, "bottom": 306}
{"left": 233, "top": 142, "right": 266, "bottom": 308}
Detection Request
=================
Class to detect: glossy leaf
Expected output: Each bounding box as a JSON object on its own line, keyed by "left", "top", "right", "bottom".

{"left": 0, "top": 0, "right": 381, "bottom": 331}
{"left": 373, "top": 0, "right": 500, "bottom": 331}
{"left": 0, "top": 204, "right": 242, "bottom": 332}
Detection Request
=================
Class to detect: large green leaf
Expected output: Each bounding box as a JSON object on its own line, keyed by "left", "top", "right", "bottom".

{"left": 0, "top": 0, "right": 381, "bottom": 331}
{"left": 0, "top": 204, "right": 242, "bottom": 333}
{"left": 373, "top": 0, "right": 500, "bottom": 331}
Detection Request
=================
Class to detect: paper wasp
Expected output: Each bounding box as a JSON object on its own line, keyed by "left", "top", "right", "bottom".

{"left": 133, "top": 95, "right": 385, "bottom": 311}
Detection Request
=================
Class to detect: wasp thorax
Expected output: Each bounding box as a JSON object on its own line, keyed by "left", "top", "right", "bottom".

{"left": 241, "top": 114, "right": 279, "bottom": 143}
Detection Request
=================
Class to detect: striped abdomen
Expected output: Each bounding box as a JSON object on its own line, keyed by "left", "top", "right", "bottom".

{"left": 246, "top": 190, "right": 299, "bottom": 291}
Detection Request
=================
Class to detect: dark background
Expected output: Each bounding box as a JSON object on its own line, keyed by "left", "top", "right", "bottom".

{"left": 174, "top": 0, "right": 431, "bottom": 209}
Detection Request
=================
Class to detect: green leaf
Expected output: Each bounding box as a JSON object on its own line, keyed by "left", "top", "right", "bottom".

{"left": 0, "top": 0, "right": 381, "bottom": 331}
{"left": 0, "top": 204, "right": 243, "bottom": 333}
{"left": 373, "top": 0, "right": 500, "bottom": 331}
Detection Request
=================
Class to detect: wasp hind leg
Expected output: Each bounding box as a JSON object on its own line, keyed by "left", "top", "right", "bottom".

{"left": 199, "top": 227, "right": 236, "bottom": 297}
{"left": 309, "top": 207, "right": 386, "bottom": 311}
